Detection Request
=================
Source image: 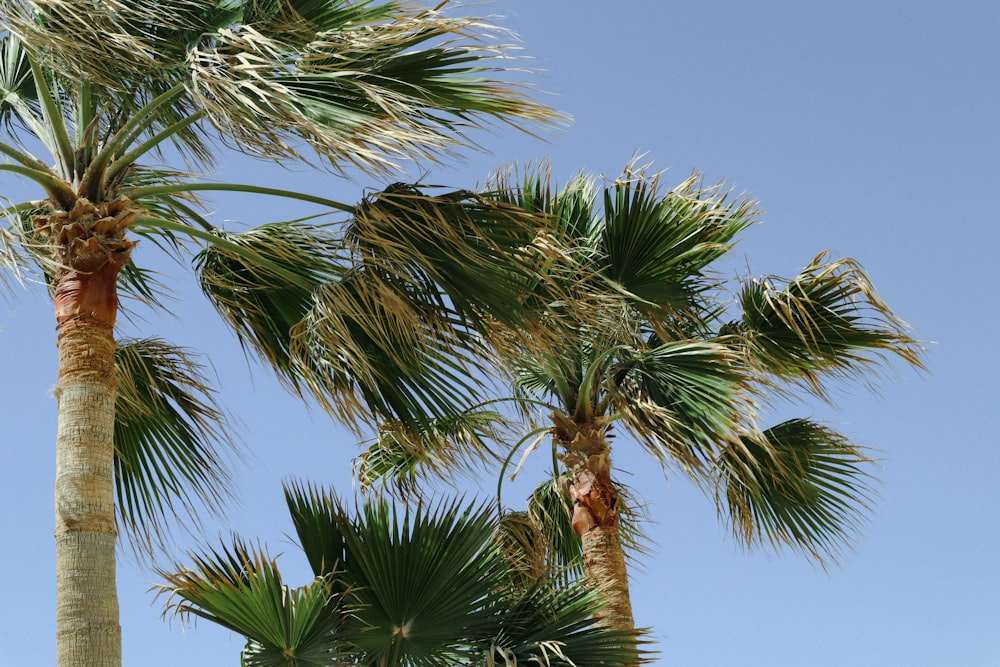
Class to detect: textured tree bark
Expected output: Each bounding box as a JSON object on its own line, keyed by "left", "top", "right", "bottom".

{"left": 554, "top": 413, "right": 636, "bottom": 643}
{"left": 53, "top": 262, "right": 121, "bottom": 667}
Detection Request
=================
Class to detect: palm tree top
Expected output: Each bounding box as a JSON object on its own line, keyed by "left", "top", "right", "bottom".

{"left": 0, "top": 0, "right": 565, "bottom": 178}
{"left": 357, "top": 159, "right": 926, "bottom": 567}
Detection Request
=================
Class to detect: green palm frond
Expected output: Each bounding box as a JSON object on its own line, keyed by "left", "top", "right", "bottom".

{"left": 156, "top": 540, "right": 348, "bottom": 667}
{"left": 519, "top": 476, "right": 583, "bottom": 584}
{"left": 284, "top": 484, "right": 507, "bottom": 665}
{"left": 195, "top": 220, "right": 347, "bottom": 387}
{"left": 115, "top": 263, "right": 172, "bottom": 317}
{"left": 114, "top": 338, "right": 237, "bottom": 554}
{"left": 347, "top": 183, "right": 568, "bottom": 335}
{"left": 167, "top": 484, "right": 644, "bottom": 666}
{"left": 734, "top": 252, "right": 925, "bottom": 398}
{"left": 123, "top": 166, "right": 212, "bottom": 240}
{"left": 717, "top": 418, "right": 875, "bottom": 564}
{"left": 486, "top": 164, "right": 600, "bottom": 244}
{"left": 356, "top": 410, "right": 506, "bottom": 495}
{"left": 289, "top": 268, "right": 487, "bottom": 431}
{"left": 484, "top": 579, "right": 648, "bottom": 667}
{"left": 0, "top": 32, "right": 39, "bottom": 132}
{"left": 333, "top": 497, "right": 507, "bottom": 666}
{"left": 2, "top": 0, "right": 562, "bottom": 176}
{"left": 610, "top": 340, "right": 750, "bottom": 476}
{"left": 600, "top": 166, "right": 755, "bottom": 318}
{"left": 283, "top": 482, "right": 349, "bottom": 580}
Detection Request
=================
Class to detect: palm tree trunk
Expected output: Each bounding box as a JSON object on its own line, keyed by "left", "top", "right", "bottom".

{"left": 554, "top": 414, "right": 636, "bottom": 638}
{"left": 53, "top": 262, "right": 121, "bottom": 667}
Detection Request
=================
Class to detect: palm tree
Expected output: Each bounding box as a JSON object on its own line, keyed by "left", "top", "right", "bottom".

{"left": 0, "top": 3, "right": 564, "bottom": 666}
{"left": 356, "top": 161, "right": 926, "bottom": 642}
{"left": 157, "top": 482, "right": 645, "bottom": 667}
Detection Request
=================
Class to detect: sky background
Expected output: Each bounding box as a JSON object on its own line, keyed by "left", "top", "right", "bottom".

{"left": 2, "top": 1, "right": 998, "bottom": 666}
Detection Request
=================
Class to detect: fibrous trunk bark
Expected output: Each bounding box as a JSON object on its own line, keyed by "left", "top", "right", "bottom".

{"left": 53, "top": 255, "right": 127, "bottom": 667}
{"left": 36, "top": 195, "right": 134, "bottom": 667}
{"left": 553, "top": 414, "right": 635, "bottom": 640}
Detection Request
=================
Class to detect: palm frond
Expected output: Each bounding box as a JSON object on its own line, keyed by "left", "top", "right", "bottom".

{"left": 518, "top": 476, "right": 584, "bottom": 584}
{"left": 716, "top": 418, "right": 875, "bottom": 565}
{"left": 484, "top": 579, "right": 648, "bottom": 667}
{"left": 486, "top": 163, "right": 600, "bottom": 243}
{"left": 600, "top": 165, "right": 756, "bottom": 319}
{"left": 285, "top": 484, "right": 508, "bottom": 665}
{"left": 335, "top": 496, "right": 506, "bottom": 665}
{"left": 347, "top": 183, "right": 568, "bottom": 336}
{"left": 0, "top": 32, "right": 41, "bottom": 133}
{"left": 734, "top": 253, "right": 925, "bottom": 398}
{"left": 156, "top": 539, "right": 348, "bottom": 667}
{"left": 115, "top": 263, "right": 173, "bottom": 320}
{"left": 4, "top": 0, "right": 562, "bottom": 176}
{"left": 282, "top": 481, "right": 349, "bottom": 580}
{"left": 288, "top": 268, "right": 487, "bottom": 431}
{"left": 114, "top": 337, "right": 237, "bottom": 554}
{"left": 195, "top": 220, "right": 346, "bottom": 387}
{"left": 186, "top": 2, "right": 563, "bottom": 174}
{"left": 355, "top": 410, "right": 506, "bottom": 495}
{"left": 610, "top": 340, "right": 751, "bottom": 477}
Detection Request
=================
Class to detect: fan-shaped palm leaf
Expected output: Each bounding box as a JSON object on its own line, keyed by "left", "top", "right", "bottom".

{"left": 733, "top": 253, "right": 924, "bottom": 397}
{"left": 1, "top": 0, "right": 562, "bottom": 176}
{"left": 162, "top": 484, "right": 645, "bottom": 666}
{"left": 600, "top": 168, "right": 755, "bottom": 317}
{"left": 114, "top": 338, "right": 236, "bottom": 554}
{"left": 157, "top": 540, "right": 348, "bottom": 667}
{"left": 610, "top": 340, "right": 751, "bottom": 475}
{"left": 717, "top": 418, "right": 875, "bottom": 564}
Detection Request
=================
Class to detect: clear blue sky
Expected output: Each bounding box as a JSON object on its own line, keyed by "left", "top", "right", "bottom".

{"left": 2, "top": 2, "right": 998, "bottom": 665}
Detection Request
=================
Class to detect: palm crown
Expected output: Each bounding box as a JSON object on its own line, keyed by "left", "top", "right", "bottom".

{"left": 358, "top": 161, "right": 926, "bottom": 636}
{"left": 158, "top": 483, "right": 645, "bottom": 667}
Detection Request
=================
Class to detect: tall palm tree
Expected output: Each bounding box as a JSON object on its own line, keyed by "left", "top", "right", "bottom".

{"left": 356, "top": 161, "right": 926, "bottom": 643}
{"left": 0, "top": 3, "right": 564, "bottom": 666}
{"left": 157, "top": 482, "right": 645, "bottom": 667}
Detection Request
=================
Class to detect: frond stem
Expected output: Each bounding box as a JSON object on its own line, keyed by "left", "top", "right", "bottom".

{"left": 497, "top": 425, "right": 554, "bottom": 515}
{"left": 26, "top": 51, "right": 75, "bottom": 178}
{"left": 124, "top": 183, "right": 355, "bottom": 214}
{"left": 0, "top": 164, "right": 76, "bottom": 208}
{"left": 81, "top": 83, "right": 191, "bottom": 199}
{"left": 104, "top": 114, "right": 203, "bottom": 185}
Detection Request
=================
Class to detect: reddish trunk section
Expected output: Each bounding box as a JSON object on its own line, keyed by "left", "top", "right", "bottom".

{"left": 54, "top": 261, "right": 120, "bottom": 328}
{"left": 568, "top": 465, "right": 619, "bottom": 537}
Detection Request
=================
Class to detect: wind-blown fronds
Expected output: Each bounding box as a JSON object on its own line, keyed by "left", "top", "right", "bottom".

{"left": 195, "top": 220, "right": 347, "bottom": 385}
{"left": 347, "top": 183, "right": 570, "bottom": 336}
{"left": 361, "top": 160, "right": 923, "bottom": 585}
{"left": 355, "top": 410, "right": 507, "bottom": 495}
{"left": 600, "top": 168, "right": 756, "bottom": 318}
{"left": 610, "top": 340, "right": 751, "bottom": 476}
{"left": 289, "top": 268, "right": 487, "bottom": 430}
{"left": 114, "top": 338, "right": 237, "bottom": 554}
{"left": 733, "top": 252, "right": 925, "bottom": 398}
{"left": 1, "top": 0, "right": 563, "bottom": 176}
{"left": 717, "top": 419, "right": 876, "bottom": 565}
